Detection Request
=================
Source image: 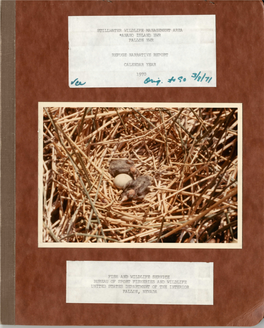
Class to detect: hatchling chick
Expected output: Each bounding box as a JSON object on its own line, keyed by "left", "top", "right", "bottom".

{"left": 109, "top": 159, "right": 138, "bottom": 179}
{"left": 120, "top": 175, "right": 153, "bottom": 202}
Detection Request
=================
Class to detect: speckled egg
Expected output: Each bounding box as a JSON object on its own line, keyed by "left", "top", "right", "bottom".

{"left": 113, "top": 174, "right": 133, "bottom": 190}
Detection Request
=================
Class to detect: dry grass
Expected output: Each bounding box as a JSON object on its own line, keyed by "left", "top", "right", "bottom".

{"left": 42, "top": 106, "right": 238, "bottom": 243}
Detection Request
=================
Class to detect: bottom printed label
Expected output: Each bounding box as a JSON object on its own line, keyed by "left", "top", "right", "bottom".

{"left": 66, "top": 261, "right": 213, "bottom": 305}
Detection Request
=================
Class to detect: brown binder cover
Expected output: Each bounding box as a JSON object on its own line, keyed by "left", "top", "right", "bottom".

{"left": 1, "top": 0, "right": 264, "bottom": 325}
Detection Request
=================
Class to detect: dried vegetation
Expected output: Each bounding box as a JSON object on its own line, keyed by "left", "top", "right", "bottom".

{"left": 42, "top": 106, "right": 238, "bottom": 244}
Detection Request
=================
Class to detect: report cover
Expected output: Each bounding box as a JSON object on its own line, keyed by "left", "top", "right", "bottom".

{"left": 1, "top": 0, "right": 264, "bottom": 325}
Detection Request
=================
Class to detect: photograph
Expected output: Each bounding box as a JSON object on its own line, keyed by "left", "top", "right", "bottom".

{"left": 39, "top": 103, "right": 241, "bottom": 247}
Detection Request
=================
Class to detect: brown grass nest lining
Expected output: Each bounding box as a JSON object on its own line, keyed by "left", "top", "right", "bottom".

{"left": 42, "top": 106, "right": 238, "bottom": 243}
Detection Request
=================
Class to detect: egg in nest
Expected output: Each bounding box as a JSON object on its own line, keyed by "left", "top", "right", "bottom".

{"left": 113, "top": 174, "right": 133, "bottom": 190}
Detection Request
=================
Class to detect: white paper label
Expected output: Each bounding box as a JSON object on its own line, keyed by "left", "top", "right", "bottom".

{"left": 68, "top": 15, "right": 216, "bottom": 88}
{"left": 66, "top": 261, "right": 214, "bottom": 305}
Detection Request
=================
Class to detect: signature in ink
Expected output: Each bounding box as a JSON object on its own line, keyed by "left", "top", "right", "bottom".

{"left": 71, "top": 78, "right": 86, "bottom": 86}
{"left": 144, "top": 77, "right": 162, "bottom": 86}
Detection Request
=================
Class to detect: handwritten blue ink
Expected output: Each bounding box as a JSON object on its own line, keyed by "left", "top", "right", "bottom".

{"left": 178, "top": 76, "right": 186, "bottom": 83}
{"left": 142, "top": 72, "right": 212, "bottom": 86}
{"left": 168, "top": 76, "right": 176, "bottom": 83}
{"left": 191, "top": 72, "right": 212, "bottom": 83}
{"left": 71, "top": 78, "right": 86, "bottom": 86}
{"left": 144, "top": 77, "right": 162, "bottom": 86}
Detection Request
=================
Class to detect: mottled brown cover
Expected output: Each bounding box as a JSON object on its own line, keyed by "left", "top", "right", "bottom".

{"left": 8, "top": 0, "right": 264, "bottom": 325}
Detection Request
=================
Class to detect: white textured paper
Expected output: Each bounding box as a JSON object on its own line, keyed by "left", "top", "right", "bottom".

{"left": 68, "top": 15, "right": 216, "bottom": 88}
{"left": 66, "top": 261, "right": 214, "bottom": 304}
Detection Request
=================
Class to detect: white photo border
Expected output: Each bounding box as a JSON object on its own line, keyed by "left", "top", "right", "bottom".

{"left": 38, "top": 102, "right": 242, "bottom": 249}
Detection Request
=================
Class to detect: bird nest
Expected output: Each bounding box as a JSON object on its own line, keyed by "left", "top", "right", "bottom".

{"left": 42, "top": 106, "right": 238, "bottom": 244}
